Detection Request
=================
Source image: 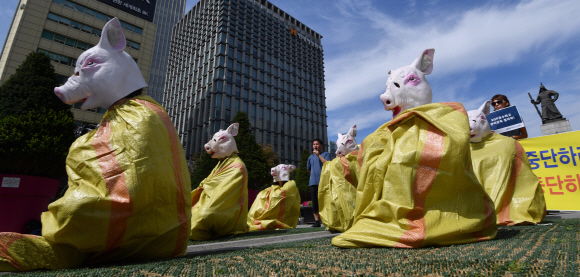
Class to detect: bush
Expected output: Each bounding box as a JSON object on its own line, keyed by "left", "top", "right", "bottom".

{"left": 0, "top": 109, "right": 75, "bottom": 179}
{"left": 0, "top": 51, "right": 75, "bottom": 179}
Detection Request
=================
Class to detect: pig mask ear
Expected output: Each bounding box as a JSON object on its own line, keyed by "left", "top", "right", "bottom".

{"left": 98, "top": 18, "right": 126, "bottom": 52}
{"left": 479, "top": 100, "right": 492, "bottom": 116}
{"left": 337, "top": 133, "right": 342, "bottom": 140}
{"left": 411, "top": 48, "right": 435, "bottom": 75}
{"left": 288, "top": 165, "right": 296, "bottom": 172}
{"left": 227, "top": 123, "right": 239, "bottom": 136}
{"left": 347, "top": 125, "right": 357, "bottom": 137}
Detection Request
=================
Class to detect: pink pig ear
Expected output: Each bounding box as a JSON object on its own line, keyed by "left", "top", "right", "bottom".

{"left": 288, "top": 165, "right": 296, "bottom": 172}
{"left": 227, "top": 123, "right": 239, "bottom": 136}
{"left": 412, "top": 49, "right": 434, "bottom": 75}
{"left": 348, "top": 125, "right": 357, "bottom": 137}
{"left": 98, "top": 17, "right": 126, "bottom": 52}
{"left": 479, "top": 100, "right": 491, "bottom": 116}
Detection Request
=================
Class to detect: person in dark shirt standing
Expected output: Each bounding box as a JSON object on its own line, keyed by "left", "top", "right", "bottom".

{"left": 306, "top": 139, "right": 330, "bottom": 227}
{"left": 491, "top": 94, "right": 528, "bottom": 140}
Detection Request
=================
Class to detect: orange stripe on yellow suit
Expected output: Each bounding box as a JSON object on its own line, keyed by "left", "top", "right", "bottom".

{"left": 318, "top": 151, "right": 359, "bottom": 233}
{"left": 190, "top": 154, "right": 249, "bottom": 240}
{"left": 332, "top": 103, "right": 497, "bottom": 249}
{"left": 247, "top": 181, "right": 301, "bottom": 231}
{"left": 470, "top": 133, "right": 546, "bottom": 225}
{"left": 0, "top": 96, "right": 192, "bottom": 271}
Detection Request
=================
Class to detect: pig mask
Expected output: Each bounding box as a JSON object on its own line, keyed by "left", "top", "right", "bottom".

{"left": 380, "top": 49, "right": 434, "bottom": 118}
{"left": 271, "top": 164, "right": 296, "bottom": 182}
{"left": 205, "top": 123, "right": 239, "bottom": 159}
{"left": 54, "top": 17, "right": 147, "bottom": 110}
{"left": 336, "top": 125, "right": 359, "bottom": 157}
{"left": 468, "top": 100, "right": 492, "bottom": 143}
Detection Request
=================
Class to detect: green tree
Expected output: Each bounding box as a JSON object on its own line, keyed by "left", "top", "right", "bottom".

{"left": 189, "top": 151, "right": 218, "bottom": 189}
{"left": 260, "top": 144, "right": 279, "bottom": 168}
{"left": 0, "top": 52, "right": 75, "bottom": 179}
{"left": 294, "top": 148, "right": 311, "bottom": 201}
{"left": 232, "top": 111, "right": 271, "bottom": 190}
{"left": 0, "top": 52, "right": 71, "bottom": 118}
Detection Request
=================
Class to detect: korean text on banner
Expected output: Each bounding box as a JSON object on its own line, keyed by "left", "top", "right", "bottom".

{"left": 519, "top": 130, "right": 580, "bottom": 211}
{"left": 488, "top": 106, "right": 525, "bottom": 134}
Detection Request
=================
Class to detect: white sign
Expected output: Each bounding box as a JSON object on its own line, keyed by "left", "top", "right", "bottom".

{"left": 2, "top": 177, "right": 20, "bottom": 188}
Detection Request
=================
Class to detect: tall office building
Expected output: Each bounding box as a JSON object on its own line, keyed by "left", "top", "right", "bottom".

{"left": 328, "top": 140, "right": 337, "bottom": 160}
{"left": 164, "top": 0, "right": 327, "bottom": 165}
{"left": 0, "top": 0, "right": 156, "bottom": 125}
{"left": 147, "top": 0, "right": 187, "bottom": 103}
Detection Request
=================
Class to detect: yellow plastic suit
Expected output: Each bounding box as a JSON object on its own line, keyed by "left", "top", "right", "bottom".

{"left": 190, "top": 154, "right": 248, "bottom": 240}
{"left": 332, "top": 103, "right": 497, "bottom": 249}
{"left": 318, "top": 152, "right": 359, "bottom": 232}
{"left": 247, "top": 181, "right": 301, "bottom": 231}
{"left": 0, "top": 96, "right": 192, "bottom": 271}
{"left": 470, "top": 133, "right": 546, "bottom": 225}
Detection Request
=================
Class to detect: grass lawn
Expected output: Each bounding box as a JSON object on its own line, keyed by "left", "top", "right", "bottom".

{"left": 15, "top": 219, "right": 580, "bottom": 276}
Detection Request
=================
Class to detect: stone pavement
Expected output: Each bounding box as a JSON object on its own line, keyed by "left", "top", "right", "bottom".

{"left": 544, "top": 210, "right": 580, "bottom": 219}
{"left": 186, "top": 230, "right": 338, "bottom": 256}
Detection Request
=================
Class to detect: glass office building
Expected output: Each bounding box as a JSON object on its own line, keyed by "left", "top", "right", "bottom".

{"left": 147, "top": 0, "right": 187, "bottom": 103}
{"left": 0, "top": 0, "right": 156, "bottom": 125}
{"left": 163, "top": 0, "right": 327, "bottom": 165}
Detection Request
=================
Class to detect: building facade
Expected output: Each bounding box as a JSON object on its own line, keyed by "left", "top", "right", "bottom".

{"left": 328, "top": 140, "right": 337, "bottom": 160}
{"left": 147, "top": 0, "right": 187, "bottom": 103}
{"left": 0, "top": 0, "right": 156, "bottom": 126}
{"left": 164, "top": 0, "right": 327, "bottom": 165}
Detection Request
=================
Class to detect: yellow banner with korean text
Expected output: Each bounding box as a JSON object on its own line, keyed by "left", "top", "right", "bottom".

{"left": 519, "top": 130, "right": 580, "bottom": 211}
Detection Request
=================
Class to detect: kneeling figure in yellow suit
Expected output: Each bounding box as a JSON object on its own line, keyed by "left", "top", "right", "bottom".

{"left": 190, "top": 123, "right": 248, "bottom": 240}
{"left": 319, "top": 125, "right": 360, "bottom": 232}
{"left": 332, "top": 49, "right": 497, "bottom": 249}
{"left": 247, "top": 164, "right": 301, "bottom": 231}
{"left": 0, "top": 18, "right": 191, "bottom": 271}
{"left": 468, "top": 101, "right": 546, "bottom": 225}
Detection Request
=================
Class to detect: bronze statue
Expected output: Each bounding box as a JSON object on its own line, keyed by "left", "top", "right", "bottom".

{"left": 530, "top": 83, "right": 564, "bottom": 123}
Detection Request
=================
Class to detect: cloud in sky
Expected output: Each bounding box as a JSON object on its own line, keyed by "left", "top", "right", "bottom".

{"left": 324, "top": 0, "right": 580, "bottom": 111}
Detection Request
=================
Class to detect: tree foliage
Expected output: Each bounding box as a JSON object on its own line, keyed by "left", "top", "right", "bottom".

{"left": 260, "top": 144, "right": 280, "bottom": 168}
{"left": 232, "top": 111, "right": 271, "bottom": 190}
{"left": 189, "top": 151, "right": 218, "bottom": 189}
{"left": 0, "top": 52, "right": 75, "bottom": 179}
{"left": 0, "top": 52, "right": 71, "bottom": 117}
{"left": 294, "top": 148, "right": 312, "bottom": 201}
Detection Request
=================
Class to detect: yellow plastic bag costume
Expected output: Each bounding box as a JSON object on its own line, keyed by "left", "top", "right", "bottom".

{"left": 318, "top": 152, "right": 359, "bottom": 232}
{"left": 470, "top": 133, "right": 546, "bottom": 225}
{"left": 247, "top": 181, "right": 301, "bottom": 231}
{"left": 332, "top": 103, "right": 497, "bottom": 249}
{"left": 190, "top": 154, "right": 248, "bottom": 240}
{"left": 0, "top": 96, "right": 192, "bottom": 271}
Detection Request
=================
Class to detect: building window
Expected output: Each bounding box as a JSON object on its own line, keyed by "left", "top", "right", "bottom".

{"left": 51, "top": 0, "right": 142, "bottom": 35}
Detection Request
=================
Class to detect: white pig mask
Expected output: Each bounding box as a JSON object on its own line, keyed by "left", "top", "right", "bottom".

{"left": 54, "top": 17, "right": 147, "bottom": 110}
{"left": 380, "top": 49, "right": 434, "bottom": 118}
{"left": 468, "top": 100, "right": 492, "bottom": 143}
{"left": 271, "top": 164, "right": 296, "bottom": 182}
{"left": 204, "top": 123, "right": 240, "bottom": 159}
{"left": 336, "top": 125, "right": 359, "bottom": 157}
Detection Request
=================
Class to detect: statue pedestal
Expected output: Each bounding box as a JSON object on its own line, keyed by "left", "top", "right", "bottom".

{"left": 541, "top": 120, "right": 571, "bottom": 136}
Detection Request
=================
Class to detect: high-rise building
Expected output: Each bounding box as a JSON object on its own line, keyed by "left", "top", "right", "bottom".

{"left": 328, "top": 140, "right": 337, "bottom": 160}
{"left": 0, "top": 0, "right": 157, "bottom": 126}
{"left": 164, "top": 0, "right": 327, "bottom": 165}
{"left": 147, "top": 0, "right": 187, "bottom": 103}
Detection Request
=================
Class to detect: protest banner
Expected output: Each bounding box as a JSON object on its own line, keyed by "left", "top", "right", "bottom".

{"left": 519, "top": 130, "right": 580, "bottom": 211}
{"left": 488, "top": 105, "right": 525, "bottom": 134}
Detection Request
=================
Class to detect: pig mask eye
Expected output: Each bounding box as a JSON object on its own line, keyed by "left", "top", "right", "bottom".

{"left": 218, "top": 136, "right": 228, "bottom": 142}
{"left": 82, "top": 58, "right": 99, "bottom": 68}
{"left": 404, "top": 73, "right": 420, "bottom": 85}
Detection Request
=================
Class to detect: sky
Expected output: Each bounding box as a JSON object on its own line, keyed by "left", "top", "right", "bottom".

{"left": 2, "top": 0, "right": 580, "bottom": 143}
